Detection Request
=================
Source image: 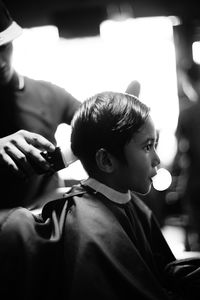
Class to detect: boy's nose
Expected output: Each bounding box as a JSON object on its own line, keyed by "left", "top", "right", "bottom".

{"left": 153, "top": 151, "right": 160, "bottom": 168}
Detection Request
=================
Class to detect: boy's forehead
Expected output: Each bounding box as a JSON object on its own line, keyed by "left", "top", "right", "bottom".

{"left": 133, "top": 116, "right": 157, "bottom": 142}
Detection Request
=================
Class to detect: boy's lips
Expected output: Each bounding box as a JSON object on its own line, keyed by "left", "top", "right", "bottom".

{"left": 151, "top": 172, "right": 158, "bottom": 181}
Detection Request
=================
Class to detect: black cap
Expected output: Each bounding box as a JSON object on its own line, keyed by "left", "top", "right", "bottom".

{"left": 0, "top": 0, "right": 22, "bottom": 46}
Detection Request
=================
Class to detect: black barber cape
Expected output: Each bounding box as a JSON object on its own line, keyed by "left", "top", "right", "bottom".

{"left": 0, "top": 184, "right": 200, "bottom": 300}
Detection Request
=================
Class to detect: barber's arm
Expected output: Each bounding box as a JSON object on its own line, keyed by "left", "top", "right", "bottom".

{"left": 0, "top": 130, "right": 56, "bottom": 178}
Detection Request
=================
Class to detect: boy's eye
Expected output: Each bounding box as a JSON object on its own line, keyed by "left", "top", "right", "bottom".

{"left": 144, "top": 141, "right": 158, "bottom": 151}
{"left": 145, "top": 144, "right": 152, "bottom": 151}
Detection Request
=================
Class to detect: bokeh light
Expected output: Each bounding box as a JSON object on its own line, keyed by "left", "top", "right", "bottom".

{"left": 153, "top": 168, "right": 172, "bottom": 191}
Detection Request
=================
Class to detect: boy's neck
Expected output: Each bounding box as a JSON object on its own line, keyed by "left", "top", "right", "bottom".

{"left": 93, "top": 172, "right": 129, "bottom": 193}
{"left": 82, "top": 177, "right": 131, "bottom": 204}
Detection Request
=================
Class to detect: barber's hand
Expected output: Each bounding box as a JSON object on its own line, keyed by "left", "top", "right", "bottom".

{"left": 0, "top": 130, "right": 56, "bottom": 178}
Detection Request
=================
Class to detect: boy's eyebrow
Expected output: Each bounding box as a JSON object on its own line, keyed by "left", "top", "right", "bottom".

{"left": 141, "top": 136, "right": 158, "bottom": 146}
{"left": 148, "top": 136, "right": 158, "bottom": 142}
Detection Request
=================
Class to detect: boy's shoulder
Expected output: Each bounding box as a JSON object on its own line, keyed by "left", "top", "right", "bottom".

{"left": 42, "top": 185, "right": 153, "bottom": 220}
{"left": 42, "top": 183, "right": 86, "bottom": 219}
{"left": 42, "top": 183, "right": 105, "bottom": 221}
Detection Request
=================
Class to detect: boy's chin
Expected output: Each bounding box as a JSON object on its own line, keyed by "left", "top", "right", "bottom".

{"left": 134, "top": 185, "right": 152, "bottom": 196}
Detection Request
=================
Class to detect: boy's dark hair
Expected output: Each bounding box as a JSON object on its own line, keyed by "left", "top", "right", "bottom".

{"left": 71, "top": 91, "right": 150, "bottom": 175}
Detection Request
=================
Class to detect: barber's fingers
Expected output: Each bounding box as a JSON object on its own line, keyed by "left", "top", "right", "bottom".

{"left": 3, "top": 142, "right": 52, "bottom": 177}
{"left": 0, "top": 151, "right": 26, "bottom": 178}
{"left": 14, "top": 130, "right": 56, "bottom": 174}
{"left": 15, "top": 130, "right": 56, "bottom": 152}
{"left": 0, "top": 142, "right": 49, "bottom": 177}
{"left": 0, "top": 130, "right": 56, "bottom": 177}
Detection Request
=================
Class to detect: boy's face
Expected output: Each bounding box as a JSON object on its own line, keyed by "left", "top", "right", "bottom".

{"left": 113, "top": 116, "right": 160, "bottom": 195}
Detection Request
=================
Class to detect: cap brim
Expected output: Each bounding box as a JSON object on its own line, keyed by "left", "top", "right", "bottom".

{"left": 0, "top": 21, "right": 23, "bottom": 46}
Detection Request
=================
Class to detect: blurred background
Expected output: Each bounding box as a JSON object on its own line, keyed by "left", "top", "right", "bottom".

{"left": 4, "top": 0, "right": 200, "bottom": 258}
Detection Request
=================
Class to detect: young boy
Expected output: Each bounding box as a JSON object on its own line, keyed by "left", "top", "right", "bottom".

{"left": 53, "top": 91, "right": 181, "bottom": 299}
{"left": 1, "top": 91, "right": 198, "bottom": 300}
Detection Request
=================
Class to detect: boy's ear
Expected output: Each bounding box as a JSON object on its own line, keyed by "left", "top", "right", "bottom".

{"left": 95, "top": 148, "right": 115, "bottom": 173}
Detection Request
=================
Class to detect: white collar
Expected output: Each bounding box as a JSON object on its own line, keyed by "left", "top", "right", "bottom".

{"left": 82, "top": 178, "right": 131, "bottom": 204}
